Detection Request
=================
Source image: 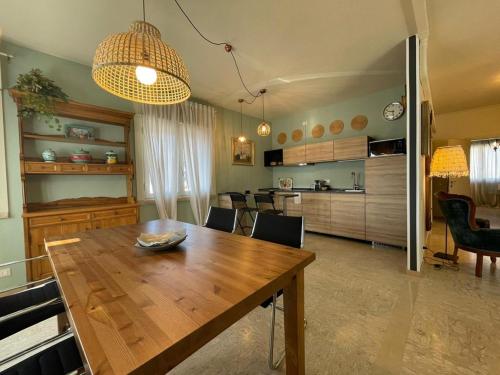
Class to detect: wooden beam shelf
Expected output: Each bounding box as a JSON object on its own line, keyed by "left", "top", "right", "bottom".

{"left": 23, "top": 132, "right": 126, "bottom": 148}
{"left": 23, "top": 159, "right": 133, "bottom": 175}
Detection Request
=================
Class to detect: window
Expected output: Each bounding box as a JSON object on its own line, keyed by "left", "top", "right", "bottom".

{"left": 470, "top": 139, "right": 500, "bottom": 206}
{"left": 134, "top": 114, "right": 190, "bottom": 201}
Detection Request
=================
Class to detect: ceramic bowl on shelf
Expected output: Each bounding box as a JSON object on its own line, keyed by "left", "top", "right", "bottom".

{"left": 70, "top": 148, "right": 92, "bottom": 163}
{"left": 105, "top": 150, "right": 118, "bottom": 164}
{"left": 41, "top": 149, "right": 56, "bottom": 162}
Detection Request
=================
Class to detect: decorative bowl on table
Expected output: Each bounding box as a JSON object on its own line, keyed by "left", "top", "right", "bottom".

{"left": 70, "top": 148, "right": 92, "bottom": 163}
{"left": 135, "top": 230, "right": 187, "bottom": 251}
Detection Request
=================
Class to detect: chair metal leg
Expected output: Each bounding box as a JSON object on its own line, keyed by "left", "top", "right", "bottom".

{"left": 268, "top": 293, "right": 285, "bottom": 370}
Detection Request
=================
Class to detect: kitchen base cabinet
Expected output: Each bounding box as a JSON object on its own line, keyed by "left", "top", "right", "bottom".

{"left": 330, "top": 194, "right": 365, "bottom": 240}
{"left": 274, "top": 192, "right": 303, "bottom": 217}
{"left": 302, "top": 193, "right": 331, "bottom": 233}
{"left": 365, "top": 195, "right": 406, "bottom": 247}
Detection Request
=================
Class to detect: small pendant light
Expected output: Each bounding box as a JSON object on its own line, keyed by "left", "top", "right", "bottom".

{"left": 257, "top": 89, "right": 271, "bottom": 136}
{"left": 237, "top": 99, "right": 246, "bottom": 143}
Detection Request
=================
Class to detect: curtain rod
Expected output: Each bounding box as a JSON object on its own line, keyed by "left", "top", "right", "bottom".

{"left": 0, "top": 51, "right": 14, "bottom": 59}
{"left": 471, "top": 137, "right": 499, "bottom": 142}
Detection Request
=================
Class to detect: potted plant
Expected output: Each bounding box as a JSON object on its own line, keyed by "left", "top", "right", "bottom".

{"left": 13, "top": 69, "right": 69, "bottom": 130}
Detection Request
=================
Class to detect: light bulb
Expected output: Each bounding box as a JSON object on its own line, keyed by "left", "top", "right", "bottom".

{"left": 135, "top": 65, "right": 157, "bottom": 85}
{"left": 238, "top": 135, "right": 247, "bottom": 143}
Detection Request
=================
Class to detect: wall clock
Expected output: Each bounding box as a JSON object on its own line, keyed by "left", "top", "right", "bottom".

{"left": 383, "top": 101, "right": 405, "bottom": 121}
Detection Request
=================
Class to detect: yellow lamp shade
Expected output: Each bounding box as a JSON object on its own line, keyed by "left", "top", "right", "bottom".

{"left": 92, "top": 21, "right": 191, "bottom": 105}
{"left": 430, "top": 145, "right": 469, "bottom": 178}
{"left": 257, "top": 121, "right": 271, "bottom": 136}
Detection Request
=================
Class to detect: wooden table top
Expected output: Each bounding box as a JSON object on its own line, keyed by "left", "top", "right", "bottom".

{"left": 46, "top": 219, "right": 315, "bottom": 375}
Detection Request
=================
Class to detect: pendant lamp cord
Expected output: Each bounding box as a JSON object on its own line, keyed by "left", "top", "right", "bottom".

{"left": 174, "top": 0, "right": 261, "bottom": 103}
{"left": 262, "top": 93, "right": 265, "bottom": 121}
{"left": 142, "top": 0, "right": 146, "bottom": 22}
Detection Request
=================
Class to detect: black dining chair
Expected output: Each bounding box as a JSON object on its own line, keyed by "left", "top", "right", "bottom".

{"left": 0, "top": 256, "right": 84, "bottom": 374}
{"left": 204, "top": 206, "right": 238, "bottom": 233}
{"left": 227, "top": 192, "right": 258, "bottom": 235}
{"left": 254, "top": 194, "right": 283, "bottom": 216}
{"left": 250, "top": 213, "right": 305, "bottom": 369}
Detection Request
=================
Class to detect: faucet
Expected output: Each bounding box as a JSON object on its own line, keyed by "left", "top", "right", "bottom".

{"left": 351, "top": 171, "right": 360, "bottom": 190}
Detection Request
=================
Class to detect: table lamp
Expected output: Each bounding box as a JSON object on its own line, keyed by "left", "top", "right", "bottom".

{"left": 430, "top": 145, "right": 469, "bottom": 260}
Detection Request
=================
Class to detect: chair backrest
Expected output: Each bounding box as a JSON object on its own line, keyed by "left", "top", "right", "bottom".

{"left": 227, "top": 192, "right": 249, "bottom": 210}
{"left": 253, "top": 194, "right": 276, "bottom": 212}
{"left": 251, "top": 213, "right": 304, "bottom": 249}
{"left": 437, "top": 192, "right": 479, "bottom": 248}
{"left": 205, "top": 206, "right": 237, "bottom": 233}
{"left": 0, "top": 279, "right": 65, "bottom": 340}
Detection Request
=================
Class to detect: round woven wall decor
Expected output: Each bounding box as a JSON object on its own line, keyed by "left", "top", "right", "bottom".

{"left": 351, "top": 115, "right": 368, "bottom": 131}
{"left": 329, "top": 120, "right": 344, "bottom": 135}
{"left": 292, "top": 129, "right": 303, "bottom": 142}
{"left": 312, "top": 124, "right": 325, "bottom": 138}
{"left": 277, "top": 132, "right": 287, "bottom": 144}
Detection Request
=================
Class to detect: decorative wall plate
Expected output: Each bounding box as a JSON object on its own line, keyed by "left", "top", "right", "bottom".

{"left": 277, "top": 132, "right": 287, "bottom": 144}
{"left": 292, "top": 129, "right": 303, "bottom": 142}
{"left": 329, "top": 120, "right": 344, "bottom": 135}
{"left": 351, "top": 115, "right": 368, "bottom": 131}
{"left": 312, "top": 124, "right": 325, "bottom": 138}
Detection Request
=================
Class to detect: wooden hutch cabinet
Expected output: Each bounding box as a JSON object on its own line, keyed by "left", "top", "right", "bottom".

{"left": 11, "top": 90, "right": 139, "bottom": 281}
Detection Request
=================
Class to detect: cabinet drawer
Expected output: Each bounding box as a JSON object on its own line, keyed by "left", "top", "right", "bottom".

{"left": 25, "top": 162, "right": 60, "bottom": 173}
{"left": 86, "top": 164, "right": 131, "bottom": 174}
{"left": 333, "top": 136, "right": 369, "bottom": 160}
{"left": 60, "top": 163, "right": 85, "bottom": 173}
{"left": 29, "top": 212, "right": 91, "bottom": 227}
{"left": 92, "top": 215, "right": 137, "bottom": 230}
{"left": 365, "top": 155, "right": 406, "bottom": 195}
{"left": 92, "top": 207, "right": 137, "bottom": 219}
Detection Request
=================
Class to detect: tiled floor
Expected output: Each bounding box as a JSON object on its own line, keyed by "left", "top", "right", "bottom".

{"left": 1, "top": 210, "right": 499, "bottom": 374}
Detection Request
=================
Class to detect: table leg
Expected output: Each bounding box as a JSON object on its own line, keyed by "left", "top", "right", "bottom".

{"left": 283, "top": 197, "right": 288, "bottom": 216}
{"left": 283, "top": 270, "right": 305, "bottom": 375}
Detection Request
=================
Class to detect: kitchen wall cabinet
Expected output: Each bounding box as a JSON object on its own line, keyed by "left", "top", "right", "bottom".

{"left": 283, "top": 145, "right": 306, "bottom": 165}
{"left": 333, "top": 136, "right": 369, "bottom": 161}
{"left": 330, "top": 193, "right": 365, "bottom": 240}
{"left": 301, "top": 192, "right": 331, "bottom": 233}
{"left": 305, "top": 141, "right": 334, "bottom": 163}
{"left": 365, "top": 155, "right": 406, "bottom": 195}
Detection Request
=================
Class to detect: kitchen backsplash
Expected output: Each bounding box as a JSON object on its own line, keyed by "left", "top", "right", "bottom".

{"left": 272, "top": 160, "right": 364, "bottom": 189}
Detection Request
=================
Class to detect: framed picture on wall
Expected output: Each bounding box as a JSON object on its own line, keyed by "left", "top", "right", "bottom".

{"left": 231, "top": 138, "right": 255, "bottom": 166}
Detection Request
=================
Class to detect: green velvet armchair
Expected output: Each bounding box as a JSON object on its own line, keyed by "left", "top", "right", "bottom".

{"left": 437, "top": 192, "right": 500, "bottom": 277}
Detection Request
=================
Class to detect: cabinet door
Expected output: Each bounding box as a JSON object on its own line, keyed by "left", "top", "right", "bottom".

{"left": 365, "top": 155, "right": 406, "bottom": 195}
{"left": 365, "top": 195, "right": 406, "bottom": 246}
{"left": 330, "top": 194, "right": 366, "bottom": 240}
{"left": 333, "top": 136, "right": 368, "bottom": 161}
{"left": 274, "top": 193, "right": 302, "bottom": 217}
{"left": 29, "top": 221, "right": 91, "bottom": 280}
{"left": 305, "top": 141, "right": 333, "bottom": 163}
{"left": 301, "top": 193, "right": 331, "bottom": 233}
{"left": 283, "top": 145, "right": 306, "bottom": 165}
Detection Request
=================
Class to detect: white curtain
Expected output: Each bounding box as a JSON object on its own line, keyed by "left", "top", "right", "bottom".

{"left": 470, "top": 140, "right": 500, "bottom": 207}
{"left": 140, "top": 102, "right": 216, "bottom": 223}
{"left": 179, "top": 103, "right": 216, "bottom": 225}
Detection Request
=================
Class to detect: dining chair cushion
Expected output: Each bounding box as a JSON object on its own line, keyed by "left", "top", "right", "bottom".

{"left": 0, "top": 337, "right": 82, "bottom": 375}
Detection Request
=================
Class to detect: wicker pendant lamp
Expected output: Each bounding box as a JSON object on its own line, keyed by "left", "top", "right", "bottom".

{"left": 92, "top": 0, "right": 190, "bottom": 105}
{"left": 257, "top": 89, "right": 271, "bottom": 136}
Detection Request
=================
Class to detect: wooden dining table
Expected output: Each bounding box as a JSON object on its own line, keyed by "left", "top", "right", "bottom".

{"left": 45, "top": 219, "right": 315, "bottom": 374}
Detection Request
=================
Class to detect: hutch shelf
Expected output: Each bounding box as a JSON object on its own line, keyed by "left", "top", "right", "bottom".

{"left": 11, "top": 89, "right": 139, "bottom": 281}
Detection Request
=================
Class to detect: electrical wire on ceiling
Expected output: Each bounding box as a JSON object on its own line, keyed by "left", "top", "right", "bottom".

{"left": 174, "top": 0, "right": 263, "bottom": 104}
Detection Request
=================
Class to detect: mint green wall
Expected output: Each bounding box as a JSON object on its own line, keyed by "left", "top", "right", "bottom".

{"left": 0, "top": 41, "right": 272, "bottom": 289}
{"left": 271, "top": 86, "right": 406, "bottom": 189}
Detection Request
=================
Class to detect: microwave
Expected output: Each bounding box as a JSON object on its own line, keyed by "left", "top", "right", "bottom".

{"left": 369, "top": 138, "right": 406, "bottom": 157}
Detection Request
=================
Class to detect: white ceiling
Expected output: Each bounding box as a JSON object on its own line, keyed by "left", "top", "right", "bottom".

{"left": 0, "top": 0, "right": 413, "bottom": 118}
{"left": 427, "top": 0, "right": 500, "bottom": 114}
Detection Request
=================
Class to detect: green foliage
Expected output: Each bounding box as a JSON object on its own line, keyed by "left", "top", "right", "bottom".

{"left": 13, "top": 69, "right": 69, "bottom": 131}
